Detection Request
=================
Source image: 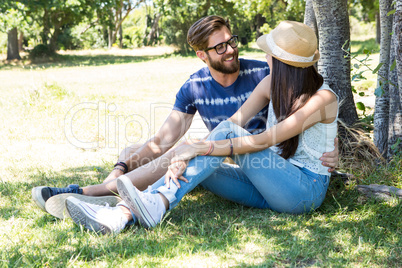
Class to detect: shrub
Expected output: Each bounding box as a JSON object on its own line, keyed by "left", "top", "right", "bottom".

{"left": 29, "top": 44, "right": 55, "bottom": 60}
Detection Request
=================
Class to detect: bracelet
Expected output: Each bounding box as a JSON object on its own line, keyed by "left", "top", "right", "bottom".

{"left": 114, "top": 162, "right": 128, "bottom": 173}
{"left": 226, "top": 132, "right": 233, "bottom": 157}
{"left": 202, "top": 142, "right": 214, "bottom": 156}
{"left": 113, "top": 167, "right": 125, "bottom": 173}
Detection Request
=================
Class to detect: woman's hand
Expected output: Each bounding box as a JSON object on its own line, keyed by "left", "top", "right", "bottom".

{"left": 319, "top": 137, "right": 339, "bottom": 172}
{"left": 170, "top": 143, "right": 202, "bottom": 163}
{"left": 165, "top": 160, "right": 189, "bottom": 188}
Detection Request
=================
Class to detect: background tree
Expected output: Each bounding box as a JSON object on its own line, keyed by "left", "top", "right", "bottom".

{"left": 21, "top": 0, "right": 95, "bottom": 52}
{"left": 374, "top": 0, "right": 394, "bottom": 157}
{"left": 303, "top": 0, "right": 317, "bottom": 37}
{"left": 373, "top": 0, "right": 401, "bottom": 160}
{"left": 386, "top": 0, "right": 401, "bottom": 158}
{"left": 143, "top": 2, "right": 161, "bottom": 46}
{"left": 157, "top": 0, "right": 240, "bottom": 53}
{"left": 98, "top": 0, "right": 145, "bottom": 49}
{"left": 0, "top": 2, "right": 25, "bottom": 60}
{"left": 312, "top": 0, "right": 358, "bottom": 126}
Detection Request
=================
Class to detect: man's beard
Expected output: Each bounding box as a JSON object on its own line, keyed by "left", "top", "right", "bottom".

{"left": 207, "top": 50, "right": 240, "bottom": 74}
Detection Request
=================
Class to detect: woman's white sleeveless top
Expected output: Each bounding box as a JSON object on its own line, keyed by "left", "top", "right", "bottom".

{"left": 267, "top": 84, "right": 338, "bottom": 176}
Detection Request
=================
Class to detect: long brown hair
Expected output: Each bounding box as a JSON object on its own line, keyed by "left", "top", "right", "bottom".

{"left": 271, "top": 57, "right": 324, "bottom": 159}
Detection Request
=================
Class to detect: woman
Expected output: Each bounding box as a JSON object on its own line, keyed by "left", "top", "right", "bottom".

{"left": 69, "top": 21, "right": 339, "bottom": 230}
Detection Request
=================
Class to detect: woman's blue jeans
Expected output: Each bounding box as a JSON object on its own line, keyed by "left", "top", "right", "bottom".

{"left": 152, "top": 120, "right": 330, "bottom": 214}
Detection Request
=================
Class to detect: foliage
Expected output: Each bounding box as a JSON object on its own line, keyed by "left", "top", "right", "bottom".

{"left": 155, "top": 0, "right": 239, "bottom": 53}
{"left": 350, "top": 0, "right": 379, "bottom": 22}
{"left": 58, "top": 23, "right": 107, "bottom": 50}
{"left": 0, "top": 2, "right": 27, "bottom": 32}
{"left": 122, "top": 7, "right": 148, "bottom": 48}
{"left": 343, "top": 38, "right": 388, "bottom": 120}
{"left": 0, "top": 0, "right": 308, "bottom": 54}
{"left": 28, "top": 44, "right": 56, "bottom": 60}
{"left": 155, "top": 0, "right": 306, "bottom": 54}
{"left": 20, "top": 0, "right": 96, "bottom": 51}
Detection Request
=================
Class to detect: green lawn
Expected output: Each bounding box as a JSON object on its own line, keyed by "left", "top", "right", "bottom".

{"left": 0, "top": 47, "right": 401, "bottom": 267}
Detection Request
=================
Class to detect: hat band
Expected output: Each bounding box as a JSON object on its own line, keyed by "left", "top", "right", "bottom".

{"left": 266, "top": 34, "right": 314, "bottom": 62}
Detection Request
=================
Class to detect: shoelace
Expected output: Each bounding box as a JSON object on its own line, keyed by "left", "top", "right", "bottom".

{"left": 98, "top": 202, "right": 111, "bottom": 209}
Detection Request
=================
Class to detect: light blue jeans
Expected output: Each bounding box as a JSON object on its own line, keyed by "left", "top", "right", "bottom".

{"left": 152, "top": 120, "right": 330, "bottom": 214}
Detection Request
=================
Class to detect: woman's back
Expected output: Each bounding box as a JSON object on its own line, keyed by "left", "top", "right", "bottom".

{"left": 267, "top": 84, "right": 338, "bottom": 175}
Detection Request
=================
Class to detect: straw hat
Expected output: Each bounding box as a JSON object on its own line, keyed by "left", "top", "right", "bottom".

{"left": 256, "top": 21, "right": 320, "bottom": 68}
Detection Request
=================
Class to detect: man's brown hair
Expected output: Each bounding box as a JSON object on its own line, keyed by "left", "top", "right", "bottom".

{"left": 187, "top": 16, "right": 231, "bottom": 52}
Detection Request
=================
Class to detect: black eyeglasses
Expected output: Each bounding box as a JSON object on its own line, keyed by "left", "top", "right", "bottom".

{"left": 204, "top": 35, "right": 238, "bottom": 55}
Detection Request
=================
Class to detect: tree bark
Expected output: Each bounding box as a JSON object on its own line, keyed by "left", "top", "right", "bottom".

{"left": 7, "top": 27, "right": 21, "bottom": 60}
{"left": 304, "top": 0, "right": 318, "bottom": 38}
{"left": 396, "top": 1, "right": 402, "bottom": 92}
{"left": 119, "top": 11, "right": 123, "bottom": 48}
{"left": 18, "top": 31, "right": 24, "bottom": 52}
{"left": 41, "top": 8, "right": 50, "bottom": 45}
{"left": 387, "top": 1, "right": 402, "bottom": 158}
{"left": 376, "top": 11, "right": 381, "bottom": 44}
{"left": 146, "top": 13, "right": 161, "bottom": 45}
{"left": 108, "top": 26, "right": 112, "bottom": 49}
{"left": 374, "top": 0, "right": 393, "bottom": 156}
{"left": 49, "top": 27, "right": 61, "bottom": 52}
{"left": 312, "top": 0, "right": 358, "bottom": 126}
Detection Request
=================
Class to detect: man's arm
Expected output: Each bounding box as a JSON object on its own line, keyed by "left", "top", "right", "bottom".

{"left": 126, "top": 110, "right": 194, "bottom": 170}
{"left": 104, "top": 110, "right": 194, "bottom": 182}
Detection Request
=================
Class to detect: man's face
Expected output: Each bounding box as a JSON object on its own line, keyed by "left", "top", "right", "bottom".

{"left": 205, "top": 27, "right": 240, "bottom": 74}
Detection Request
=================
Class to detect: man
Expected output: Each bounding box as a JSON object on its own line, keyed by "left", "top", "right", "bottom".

{"left": 32, "top": 16, "right": 338, "bottom": 226}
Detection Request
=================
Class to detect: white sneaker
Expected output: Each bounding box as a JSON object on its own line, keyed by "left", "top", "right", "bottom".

{"left": 45, "top": 194, "right": 122, "bottom": 219}
{"left": 65, "top": 196, "right": 128, "bottom": 235}
{"left": 117, "top": 175, "right": 166, "bottom": 228}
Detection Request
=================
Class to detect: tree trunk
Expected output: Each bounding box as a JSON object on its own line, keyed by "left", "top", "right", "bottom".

{"left": 7, "top": 27, "right": 21, "bottom": 60}
{"left": 49, "top": 27, "right": 61, "bottom": 52}
{"left": 304, "top": 0, "right": 318, "bottom": 38}
{"left": 387, "top": 1, "right": 402, "bottom": 158}
{"left": 18, "top": 31, "right": 24, "bottom": 52}
{"left": 146, "top": 13, "right": 161, "bottom": 45}
{"left": 108, "top": 26, "right": 112, "bottom": 49}
{"left": 376, "top": 12, "right": 381, "bottom": 44}
{"left": 41, "top": 9, "right": 50, "bottom": 45}
{"left": 374, "top": 0, "right": 393, "bottom": 156}
{"left": 396, "top": 1, "right": 402, "bottom": 91}
{"left": 119, "top": 14, "right": 123, "bottom": 49}
{"left": 312, "top": 0, "right": 358, "bottom": 126}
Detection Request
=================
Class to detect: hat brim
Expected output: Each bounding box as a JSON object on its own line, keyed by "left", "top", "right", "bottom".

{"left": 256, "top": 34, "right": 320, "bottom": 68}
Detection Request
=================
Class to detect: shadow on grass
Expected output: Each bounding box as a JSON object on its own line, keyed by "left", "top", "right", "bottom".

{"left": 1, "top": 167, "right": 401, "bottom": 266}
{"left": 351, "top": 38, "right": 380, "bottom": 54}
{"left": 0, "top": 52, "right": 185, "bottom": 70}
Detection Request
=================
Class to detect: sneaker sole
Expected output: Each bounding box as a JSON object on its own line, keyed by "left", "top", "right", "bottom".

{"left": 117, "top": 176, "right": 157, "bottom": 228}
{"left": 65, "top": 197, "right": 113, "bottom": 235}
{"left": 46, "top": 194, "right": 122, "bottom": 219}
{"left": 32, "top": 187, "right": 47, "bottom": 211}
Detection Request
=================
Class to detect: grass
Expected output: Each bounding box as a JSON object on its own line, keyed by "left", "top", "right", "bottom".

{"left": 0, "top": 43, "right": 401, "bottom": 267}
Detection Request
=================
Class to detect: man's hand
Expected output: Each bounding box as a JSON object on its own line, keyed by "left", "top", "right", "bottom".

{"left": 319, "top": 137, "right": 339, "bottom": 172}
{"left": 164, "top": 141, "right": 203, "bottom": 188}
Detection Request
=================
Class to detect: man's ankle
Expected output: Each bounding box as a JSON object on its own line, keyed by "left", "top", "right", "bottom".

{"left": 118, "top": 204, "right": 133, "bottom": 221}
